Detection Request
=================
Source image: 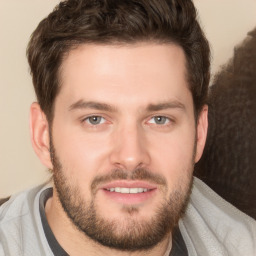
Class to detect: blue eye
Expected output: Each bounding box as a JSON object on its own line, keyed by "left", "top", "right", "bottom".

{"left": 148, "top": 116, "right": 170, "bottom": 125}
{"left": 85, "top": 116, "right": 105, "bottom": 125}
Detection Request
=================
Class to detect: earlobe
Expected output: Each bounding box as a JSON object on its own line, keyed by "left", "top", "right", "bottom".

{"left": 195, "top": 105, "right": 208, "bottom": 163}
{"left": 30, "top": 102, "right": 53, "bottom": 169}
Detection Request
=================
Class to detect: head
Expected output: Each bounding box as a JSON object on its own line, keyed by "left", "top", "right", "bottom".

{"left": 27, "top": 0, "right": 210, "bottom": 124}
{"left": 28, "top": 0, "right": 209, "bottom": 252}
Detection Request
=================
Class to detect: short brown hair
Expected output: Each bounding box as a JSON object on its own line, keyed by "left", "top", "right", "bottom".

{"left": 27, "top": 0, "right": 210, "bottom": 123}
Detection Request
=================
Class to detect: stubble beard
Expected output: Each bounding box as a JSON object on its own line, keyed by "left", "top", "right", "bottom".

{"left": 50, "top": 142, "right": 194, "bottom": 252}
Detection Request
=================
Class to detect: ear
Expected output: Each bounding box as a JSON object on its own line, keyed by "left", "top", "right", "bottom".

{"left": 30, "top": 102, "right": 53, "bottom": 169}
{"left": 195, "top": 105, "right": 208, "bottom": 163}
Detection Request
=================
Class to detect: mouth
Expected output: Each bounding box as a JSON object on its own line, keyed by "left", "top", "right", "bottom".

{"left": 99, "top": 181, "right": 157, "bottom": 205}
{"left": 105, "top": 187, "right": 151, "bottom": 193}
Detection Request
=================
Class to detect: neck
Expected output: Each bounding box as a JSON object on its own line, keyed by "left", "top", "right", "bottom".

{"left": 45, "top": 189, "right": 172, "bottom": 256}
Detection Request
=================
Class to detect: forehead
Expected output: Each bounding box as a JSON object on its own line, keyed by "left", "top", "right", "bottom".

{"left": 61, "top": 42, "right": 187, "bottom": 78}
{"left": 57, "top": 43, "right": 191, "bottom": 110}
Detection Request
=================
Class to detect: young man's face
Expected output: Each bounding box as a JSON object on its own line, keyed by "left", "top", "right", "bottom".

{"left": 36, "top": 43, "right": 207, "bottom": 250}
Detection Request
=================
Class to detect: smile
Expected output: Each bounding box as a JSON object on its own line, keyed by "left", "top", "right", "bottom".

{"left": 106, "top": 187, "right": 150, "bottom": 193}
{"left": 100, "top": 181, "right": 158, "bottom": 204}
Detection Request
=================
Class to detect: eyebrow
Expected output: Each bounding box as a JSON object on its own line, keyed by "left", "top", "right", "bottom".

{"left": 69, "top": 99, "right": 186, "bottom": 113}
{"left": 146, "top": 101, "right": 186, "bottom": 112}
{"left": 69, "top": 100, "right": 116, "bottom": 112}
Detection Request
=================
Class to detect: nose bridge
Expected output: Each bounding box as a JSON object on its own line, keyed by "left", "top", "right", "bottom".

{"left": 110, "top": 119, "right": 150, "bottom": 170}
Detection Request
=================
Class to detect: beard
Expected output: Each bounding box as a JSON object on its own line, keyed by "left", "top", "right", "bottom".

{"left": 50, "top": 142, "right": 194, "bottom": 252}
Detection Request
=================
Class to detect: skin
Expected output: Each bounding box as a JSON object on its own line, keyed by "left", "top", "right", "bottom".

{"left": 30, "top": 43, "right": 208, "bottom": 256}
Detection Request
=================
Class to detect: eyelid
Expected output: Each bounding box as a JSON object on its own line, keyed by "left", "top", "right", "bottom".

{"left": 87, "top": 116, "right": 106, "bottom": 124}
{"left": 146, "top": 115, "right": 173, "bottom": 125}
{"left": 81, "top": 114, "right": 108, "bottom": 125}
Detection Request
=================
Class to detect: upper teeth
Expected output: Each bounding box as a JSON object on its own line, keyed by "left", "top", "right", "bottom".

{"left": 107, "top": 188, "right": 149, "bottom": 193}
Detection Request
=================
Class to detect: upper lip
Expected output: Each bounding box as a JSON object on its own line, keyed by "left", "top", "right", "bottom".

{"left": 99, "top": 180, "right": 157, "bottom": 190}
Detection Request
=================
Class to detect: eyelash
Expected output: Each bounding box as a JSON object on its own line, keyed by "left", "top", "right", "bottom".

{"left": 82, "top": 115, "right": 107, "bottom": 125}
{"left": 81, "top": 115, "right": 174, "bottom": 127}
{"left": 147, "top": 116, "right": 172, "bottom": 125}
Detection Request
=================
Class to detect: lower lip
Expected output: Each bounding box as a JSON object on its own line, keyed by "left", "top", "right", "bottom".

{"left": 101, "top": 189, "right": 157, "bottom": 205}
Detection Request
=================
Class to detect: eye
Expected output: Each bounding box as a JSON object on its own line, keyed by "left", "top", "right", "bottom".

{"left": 84, "top": 116, "right": 105, "bottom": 125}
{"left": 148, "top": 116, "right": 170, "bottom": 125}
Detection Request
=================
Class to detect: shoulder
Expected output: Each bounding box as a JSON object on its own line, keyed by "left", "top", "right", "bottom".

{"left": 180, "top": 177, "right": 256, "bottom": 256}
{"left": 0, "top": 184, "right": 46, "bottom": 222}
{"left": 0, "top": 183, "right": 52, "bottom": 255}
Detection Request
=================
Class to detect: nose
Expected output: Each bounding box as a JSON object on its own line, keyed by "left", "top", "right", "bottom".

{"left": 109, "top": 123, "right": 151, "bottom": 171}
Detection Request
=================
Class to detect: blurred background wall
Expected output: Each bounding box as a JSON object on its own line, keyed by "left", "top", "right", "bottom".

{"left": 0, "top": 0, "right": 256, "bottom": 197}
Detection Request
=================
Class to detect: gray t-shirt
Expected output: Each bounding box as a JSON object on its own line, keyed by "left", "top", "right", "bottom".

{"left": 0, "top": 177, "right": 256, "bottom": 255}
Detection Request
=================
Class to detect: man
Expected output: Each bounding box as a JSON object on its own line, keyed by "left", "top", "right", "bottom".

{"left": 0, "top": 0, "right": 255, "bottom": 255}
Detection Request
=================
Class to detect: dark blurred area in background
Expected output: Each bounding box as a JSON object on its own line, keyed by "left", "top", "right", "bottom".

{"left": 195, "top": 28, "right": 256, "bottom": 219}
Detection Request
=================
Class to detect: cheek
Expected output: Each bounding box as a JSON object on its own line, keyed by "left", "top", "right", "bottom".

{"left": 52, "top": 125, "right": 112, "bottom": 180}
{"left": 51, "top": 132, "right": 113, "bottom": 201}
{"left": 148, "top": 128, "right": 195, "bottom": 181}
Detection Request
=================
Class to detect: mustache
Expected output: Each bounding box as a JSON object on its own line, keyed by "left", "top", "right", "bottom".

{"left": 91, "top": 168, "right": 167, "bottom": 194}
